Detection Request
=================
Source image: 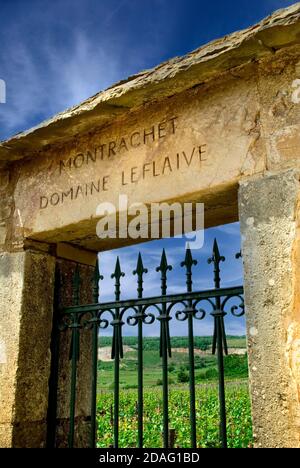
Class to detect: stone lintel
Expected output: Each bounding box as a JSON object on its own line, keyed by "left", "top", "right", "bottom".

{"left": 56, "top": 243, "right": 97, "bottom": 266}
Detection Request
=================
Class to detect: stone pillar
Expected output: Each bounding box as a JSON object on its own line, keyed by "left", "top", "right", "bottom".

{"left": 239, "top": 169, "right": 300, "bottom": 448}
{"left": 0, "top": 250, "right": 55, "bottom": 447}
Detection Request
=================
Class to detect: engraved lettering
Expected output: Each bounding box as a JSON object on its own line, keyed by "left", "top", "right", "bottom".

{"left": 74, "top": 153, "right": 85, "bottom": 169}
{"left": 103, "top": 176, "right": 109, "bottom": 191}
{"left": 98, "top": 144, "right": 107, "bottom": 160}
{"left": 169, "top": 116, "right": 178, "bottom": 134}
{"left": 131, "top": 166, "right": 138, "bottom": 184}
{"left": 199, "top": 144, "right": 207, "bottom": 162}
{"left": 59, "top": 158, "right": 72, "bottom": 175}
{"left": 158, "top": 120, "right": 167, "bottom": 139}
{"left": 144, "top": 126, "right": 155, "bottom": 144}
{"left": 119, "top": 138, "right": 128, "bottom": 152}
{"left": 122, "top": 171, "right": 128, "bottom": 186}
{"left": 108, "top": 141, "right": 116, "bottom": 158}
{"left": 75, "top": 185, "right": 84, "bottom": 199}
{"left": 87, "top": 150, "right": 97, "bottom": 164}
{"left": 130, "top": 132, "right": 141, "bottom": 147}
{"left": 50, "top": 193, "right": 60, "bottom": 206}
{"left": 91, "top": 180, "right": 101, "bottom": 194}
{"left": 153, "top": 161, "right": 160, "bottom": 177}
{"left": 143, "top": 163, "right": 151, "bottom": 178}
{"left": 39, "top": 177, "right": 110, "bottom": 210}
{"left": 56, "top": 116, "right": 179, "bottom": 175}
{"left": 62, "top": 188, "right": 74, "bottom": 203}
{"left": 40, "top": 196, "right": 49, "bottom": 209}
{"left": 162, "top": 157, "right": 172, "bottom": 174}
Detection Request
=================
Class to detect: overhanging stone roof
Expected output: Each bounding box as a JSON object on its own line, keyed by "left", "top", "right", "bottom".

{"left": 0, "top": 2, "right": 300, "bottom": 164}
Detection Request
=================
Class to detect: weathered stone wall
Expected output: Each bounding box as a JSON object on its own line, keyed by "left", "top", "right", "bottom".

{"left": 0, "top": 252, "right": 25, "bottom": 447}
{"left": 258, "top": 47, "right": 300, "bottom": 172}
{"left": 0, "top": 250, "right": 55, "bottom": 447}
{"left": 239, "top": 170, "right": 300, "bottom": 448}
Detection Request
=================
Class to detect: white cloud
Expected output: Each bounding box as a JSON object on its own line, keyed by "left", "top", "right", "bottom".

{"left": 0, "top": 30, "right": 122, "bottom": 138}
{"left": 97, "top": 229, "right": 245, "bottom": 338}
{"left": 0, "top": 0, "right": 168, "bottom": 140}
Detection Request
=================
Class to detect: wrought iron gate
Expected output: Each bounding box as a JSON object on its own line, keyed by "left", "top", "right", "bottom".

{"left": 47, "top": 240, "right": 245, "bottom": 449}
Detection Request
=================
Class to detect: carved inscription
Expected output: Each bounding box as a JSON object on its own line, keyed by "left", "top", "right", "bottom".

{"left": 40, "top": 116, "right": 208, "bottom": 210}
{"left": 40, "top": 177, "right": 109, "bottom": 209}
{"left": 58, "top": 117, "right": 178, "bottom": 175}
{"left": 121, "top": 146, "right": 207, "bottom": 186}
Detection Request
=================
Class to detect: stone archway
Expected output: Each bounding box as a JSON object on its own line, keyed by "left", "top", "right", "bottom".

{"left": 0, "top": 4, "right": 300, "bottom": 448}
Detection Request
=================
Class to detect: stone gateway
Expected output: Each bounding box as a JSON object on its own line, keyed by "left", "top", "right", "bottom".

{"left": 1, "top": 3, "right": 300, "bottom": 448}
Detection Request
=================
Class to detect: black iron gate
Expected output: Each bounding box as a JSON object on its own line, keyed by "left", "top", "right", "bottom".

{"left": 47, "top": 240, "right": 245, "bottom": 449}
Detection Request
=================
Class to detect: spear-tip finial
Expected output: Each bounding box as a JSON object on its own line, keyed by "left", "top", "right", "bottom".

{"left": 181, "top": 244, "right": 197, "bottom": 269}
{"left": 133, "top": 252, "right": 148, "bottom": 277}
{"left": 93, "top": 258, "right": 103, "bottom": 303}
{"left": 156, "top": 248, "right": 172, "bottom": 274}
{"left": 111, "top": 256, "right": 125, "bottom": 280}
{"left": 94, "top": 258, "right": 104, "bottom": 282}
{"left": 208, "top": 238, "right": 225, "bottom": 265}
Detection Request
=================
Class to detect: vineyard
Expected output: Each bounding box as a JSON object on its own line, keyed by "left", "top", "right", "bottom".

{"left": 96, "top": 336, "right": 252, "bottom": 448}
{"left": 96, "top": 384, "right": 253, "bottom": 448}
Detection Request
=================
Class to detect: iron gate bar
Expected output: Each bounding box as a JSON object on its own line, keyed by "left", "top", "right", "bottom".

{"left": 133, "top": 253, "right": 148, "bottom": 448}
{"left": 54, "top": 240, "right": 245, "bottom": 449}
{"left": 181, "top": 246, "right": 198, "bottom": 448}
{"left": 156, "top": 249, "right": 172, "bottom": 448}
{"left": 111, "top": 258, "right": 125, "bottom": 449}
{"left": 208, "top": 240, "right": 227, "bottom": 448}
{"left": 60, "top": 286, "right": 244, "bottom": 315}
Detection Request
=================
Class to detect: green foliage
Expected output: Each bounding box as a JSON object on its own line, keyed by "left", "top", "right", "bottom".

{"left": 98, "top": 350, "right": 248, "bottom": 390}
{"left": 156, "top": 377, "right": 174, "bottom": 386}
{"left": 198, "top": 367, "right": 219, "bottom": 380}
{"left": 224, "top": 355, "right": 248, "bottom": 379}
{"left": 177, "top": 367, "right": 189, "bottom": 383}
{"left": 194, "top": 357, "right": 207, "bottom": 369}
{"left": 195, "top": 355, "right": 248, "bottom": 382}
{"left": 98, "top": 335, "right": 246, "bottom": 352}
{"left": 96, "top": 338, "right": 251, "bottom": 448}
{"left": 96, "top": 385, "right": 253, "bottom": 448}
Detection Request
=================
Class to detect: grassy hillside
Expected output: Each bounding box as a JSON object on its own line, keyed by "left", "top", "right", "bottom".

{"left": 99, "top": 335, "right": 246, "bottom": 350}
{"left": 97, "top": 336, "right": 248, "bottom": 390}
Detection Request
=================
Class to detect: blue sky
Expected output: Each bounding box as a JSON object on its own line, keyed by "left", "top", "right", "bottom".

{"left": 99, "top": 222, "right": 245, "bottom": 337}
{"left": 0, "top": 0, "right": 294, "bottom": 336}
{"left": 0, "top": 0, "right": 295, "bottom": 140}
